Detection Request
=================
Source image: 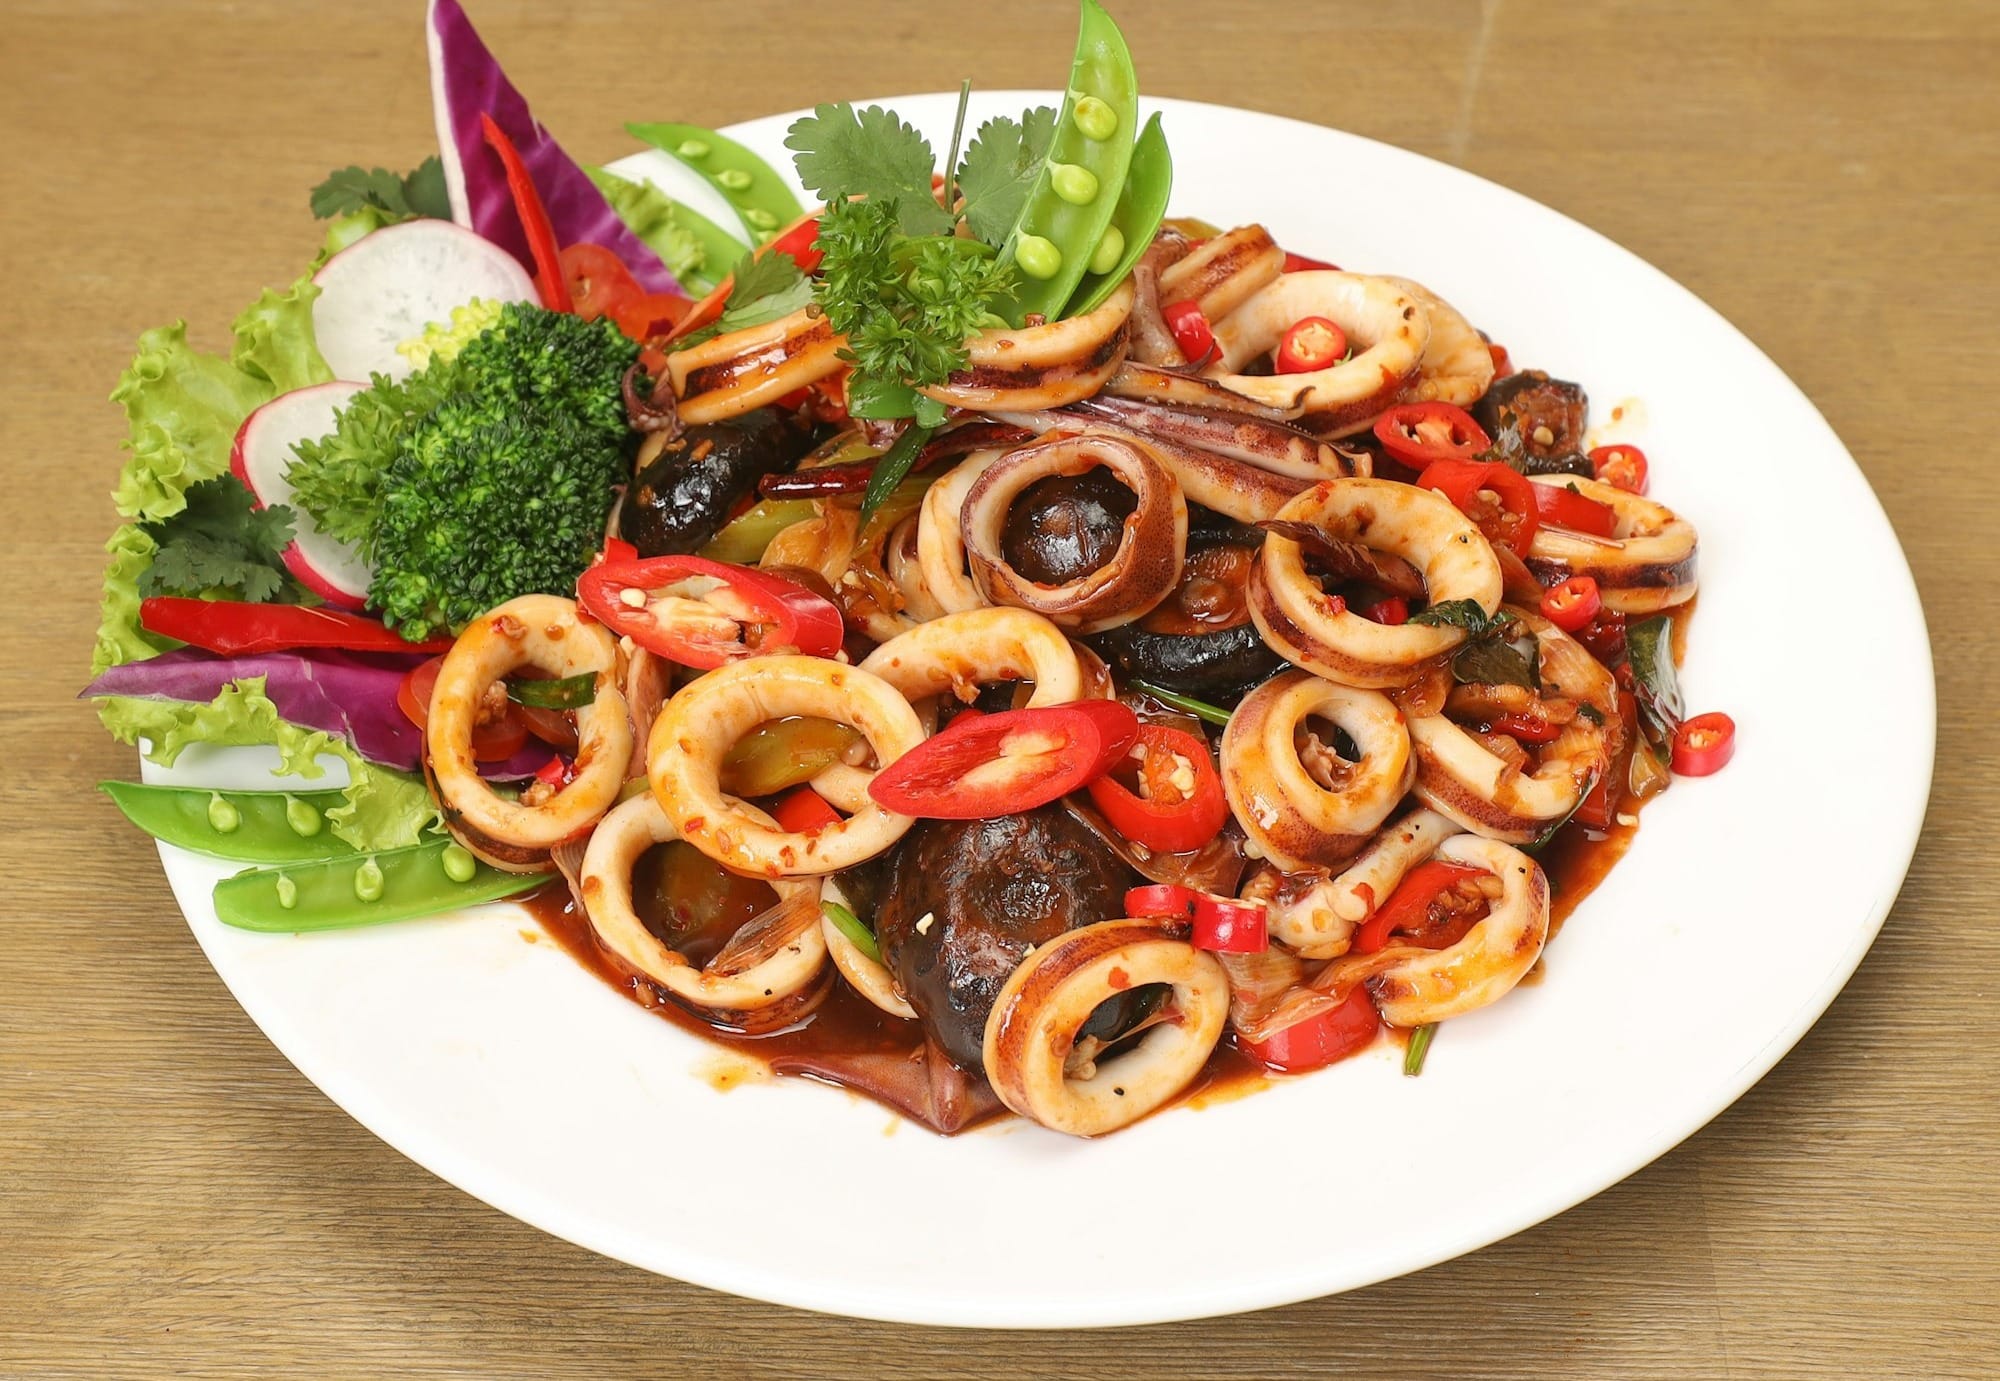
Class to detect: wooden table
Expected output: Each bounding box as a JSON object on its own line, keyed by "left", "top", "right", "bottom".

{"left": 4, "top": 0, "right": 1994, "bottom": 1374}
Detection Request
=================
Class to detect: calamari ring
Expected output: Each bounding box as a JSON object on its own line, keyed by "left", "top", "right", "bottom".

{"left": 429, "top": 594, "right": 630, "bottom": 856}
{"left": 1524, "top": 475, "right": 1699, "bottom": 613}
{"left": 921, "top": 281, "right": 1134, "bottom": 413}
{"left": 1248, "top": 478, "right": 1503, "bottom": 688}
{"left": 579, "top": 793, "right": 829, "bottom": 1032}
{"left": 1409, "top": 607, "right": 1616, "bottom": 843}
{"left": 916, "top": 449, "right": 1002, "bottom": 615}
{"left": 1221, "top": 670, "right": 1414, "bottom": 872}
{"left": 1382, "top": 276, "right": 1497, "bottom": 410}
{"left": 1206, "top": 272, "right": 1429, "bottom": 436}
{"left": 1266, "top": 806, "right": 1461, "bottom": 958}
{"left": 1155, "top": 224, "right": 1285, "bottom": 326}
{"left": 668, "top": 307, "right": 846, "bottom": 425}
{"left": 1368, "top": 834, "right": 1550, "bottom": 1026}
{"left": 820, "top": 878, "right": 915, "bottom": 1021}
{"left": 961, "top": 433, "right": 1188, "bottom": 633}
{"left": 982, "top": 918, "right": 1229, "bottom": 1137}
{"left": 648, "top": 655, "right": 925, "bottom": 877}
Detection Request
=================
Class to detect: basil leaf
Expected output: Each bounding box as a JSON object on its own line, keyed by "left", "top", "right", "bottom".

{"left": 1626, "top": 615, "right": 1683, "bottom": 745}
{"left": 1452, "top": 635, "right": 1538, "bottom": 690}
{"left": 1409, "top": 598, "right": 1493, "bottom": 633}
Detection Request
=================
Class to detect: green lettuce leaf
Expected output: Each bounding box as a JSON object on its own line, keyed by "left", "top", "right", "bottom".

{"left": 230, "top": 273, "right": 333, "bottom": 395}
{"left": 91, "top": 525, "right": 182, "bottom": 675}
{"left": 110, "top": 322, "right": 275, "bottom": 523}
{"left": 96, "top": 678, "right": 439, "bottom": 852}
{"left": 586, "top": 167, "right": 741, "bottom": 293}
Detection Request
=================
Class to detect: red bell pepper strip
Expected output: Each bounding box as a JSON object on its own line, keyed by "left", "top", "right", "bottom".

{"left": 1671, "top": 712, "right": 1737, "bottom": 776}
{"left": 866, "top": 700, "right": 1139, "bottom": 820}
{"left": 1416, "top": 458, "right": 1541, "bottom": 557}
{"left": 1540, "top": 575, "right": 1603, "bottom": 632}
{"left": 1238, "top": 986, "right": 1380, "bottom": 1073}
{"left": 771, "top": 785, "right": 843, "bottom": 833}
{"left": 1374, "top": 402, "right": 1492, "bottom": 469}
{"left": 575, "top": 555, "right": 844, "bottom": 669}
{"left": 1351, "top": 860, "right": 1487, "bottom": 955}
{"left": 1275, "top": 316, "right": 1348, "bottom": 373}
{"left": 1589, "top": 444, "right": 1650, "bottom": 495}
{"left": 1084, "top": 723, "right": 1230, "bottom": 855}
{"left": 139, "top": 598, "right": 455, "bottom": 657}
{"left": 1162, "top": 299, "right": 1214, "bottom": 362}
{"left": 1531, "top": 482, "right": 1618, "bottom": 537}
{"left": 480, "top": 112, "right": 571, "bottom": 312}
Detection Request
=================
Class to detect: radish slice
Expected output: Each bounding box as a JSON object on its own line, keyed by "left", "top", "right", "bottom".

{"left": 230, "top": 381, "right": 374, "bottom": 609}
{"left": 311, "top": 219, "right": 537, "bottom": 382}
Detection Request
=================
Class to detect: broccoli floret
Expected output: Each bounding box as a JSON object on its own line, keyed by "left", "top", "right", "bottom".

{"left": 286, "top": 302, "right": 638, "bottom": 639}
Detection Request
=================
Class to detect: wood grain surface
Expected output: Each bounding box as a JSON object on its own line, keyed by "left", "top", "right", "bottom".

{"left": 4, "top": 0, "right": 1996, "bottom": 1375}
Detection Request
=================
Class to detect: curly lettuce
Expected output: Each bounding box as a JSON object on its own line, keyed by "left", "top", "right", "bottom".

{"left": 91, "top": 525, "right": 181, "bottom": 676}
{"left": 587, "top": 166, "right": 739, "bottom": 294}
{"left": 94, "top": 677, "right": 438, "bottom": 852}
{"left": 231, "top": 274, "right": 334, "bottom": 395}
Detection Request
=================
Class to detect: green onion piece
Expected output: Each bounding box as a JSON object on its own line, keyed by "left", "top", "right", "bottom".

{"left": 859, "top": 424, "right": 937, "bottom": 527}
{"left": 821, "top": 900, "right": 881, "bottom": 965}
{"left": 506, "top": 672, "right": 597, "bottom": 710}
{"left": 1403, "top": 1023, "right": 1436, "bottom": 1077}
{"left": 1128, "top": 680, "right": 1232, "bottom": 728}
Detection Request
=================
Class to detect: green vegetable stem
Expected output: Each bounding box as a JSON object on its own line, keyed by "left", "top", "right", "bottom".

{"left": 627, "top": 122, "right": 805, "bottom": 245}
{"left": 999, "top": 0, "right": 1141, "bottom": 324}
{"left": 213, "top": 840, "right": 541, "bottom": 933}
{"left": 100, "top": 782, "right": 358, "bottom": 863}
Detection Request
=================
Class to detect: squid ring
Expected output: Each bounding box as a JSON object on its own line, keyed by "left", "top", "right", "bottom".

{"left": 1266, "top": 807, "right": 1461, "bottom": 957}
{"left": 1524, "top": 475, "right": 1699, "bottom": 613}
{"left": 648, "top": 655, "right": 925, "bottom": 877}
{"left": 428, "top": 595, "right": 630, "bottom": 862}
{"left": 1222, "top": 670, "right": 1415, "bottom": 872}
{"left": 961, "top": 433, "right": 1188, "bottom": 633}
{"left": 1368, "top": 834, "right": 1550, "bottom": 1026}
{"left": 1248, "top": 478, "right": 1502, "bottom": 688}
{"left": 983, "top": 918, "right": 1229, "bottom": 1138}
{"left": 668, "top": 307, "right": 846, "bottom": 425}
{"left": 820, "top": 878, "right": 915, "bottom": 1021}
{"left": 921, "top": 281, "right": 1134, "bottom": 413}
{"left": 1154, "top": 224, "right": 1285, "bottom": 326}
{"left": 579, "top": 793, "right": 829, "bottom": 1032}
{"left": 1207, "top": 272, "right": 1430, "bottom": 436}
{"left": 916, "top": 449, "right": 1003, "bottom": 616}
{"left": 1382, "top": 276, "right": 1497, "bottom": 411}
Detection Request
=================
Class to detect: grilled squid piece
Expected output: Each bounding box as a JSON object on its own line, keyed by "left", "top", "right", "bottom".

{"left": 1367, "top": 834, "right": 1550, "bottom": 1025}
{"left": 993, "top": 411, "right": 1312, "bottom": 524}
{"left": 1101, "top": 360, "right": 1291, "bottom": 419}
{"left": 1207, "top": 273, "right": 1429, "bottom": 436}
{"left": 648, "top": 655, "right": 926, "bottom": 877}
{"left": 812, "top": 608, "right": 1085, "bottom": 811}
{"left": 1410, "top": 609, "right": 1617, "bottom": 843}
{"left": 1222, "top": 670, "right": 1414, "bottom": 871}
{"left": 579, "top": 793, "right": 830, "bottom": 1032}
{"left": 1155, "top": 224, "right": 1285, "bottom": 326}
{"left": 885, "top": 513, "right": 947, "bottom": 625}
{"left": 1259, "top": 806, "right": 1461, "bottom": 957}
{"left": 982, "top": 918, "right": 1229, "bottom": 1137}
{"left": 920, "top": 281, "right": 1133, "bottom": 413}
{"left": 667, "top": 307, "right": 845, "bottom": 425}
{"left": 1524, "top": 475, "right": 1699, "bottom": 612}
{"left": 622, "top": 645, "right": 672, "bottom": 782}
{"left": 1066, "top": 395, "right": 1365, "bottom": 481}
{"left": 916, "top": 449, "right": 1002, "bottom": 615}
{"left": 428, "top": 595, "right": 630, "bottom": 869}
{"left": 961, "top": 434, "right": 1188, "bottom": 632}
{"left": 1382, "top": 276, "right": 1496, "bottom": 409}
{"left": 1249, "top": 478, "right": 1503, "bottom": 688}
{"left": 820, "top": 878, "right": 916, "bottom": 1021}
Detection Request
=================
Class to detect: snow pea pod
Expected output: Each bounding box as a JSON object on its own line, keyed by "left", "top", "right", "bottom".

{"left": 1000, "top": 0, "right": 1140, "bottom": 324}
{"left": 100, "top": 781, "right": 355, "bottom": 863}
{"left": 1066, "top": 111, "right": 1173, "bottom": 317}
{"left": 626, "top": 122, "right": 805, "bottom": 245}
{"left": 213, "top": 841, "right": 541, "bottom": 933}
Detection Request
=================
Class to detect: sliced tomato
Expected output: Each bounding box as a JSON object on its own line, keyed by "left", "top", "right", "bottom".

{"left": 1531, "top": 482, "right": 1618, "bottom": 537}
{"left": 1373, "top": 402, "right": 1492, "bottom": 469}
{"left": 1085, "top": 723, "right": 1230, "bottom": 854}
{"left": 867, "top": 700, "right": 1139, "bottom": 819}
{"left": 1351, "top": 860, "right": 1487, "bottom": 954}
{"left": 576, "top": 555, "right": 844, "bottom": 668}
{"left": 556, "top": 243, "right": 642, "bottom": 323}
{"left": 1488, "top": 341, "right": 1513, "bottom": 378}
{"left": 1239, "top": 987, "right": 1381, "bottom": 1073}
{"left": 397, "top": 655, "right": 528, "bottom": 763}
{"left": 1589, "top": 444, "right": 1650, "bottom": 495}
{"left": 612, "top": 291, "right": 694, "bottom": 344}
{"left": 1416, "top": 458, "right": 1541, "bottom": 557}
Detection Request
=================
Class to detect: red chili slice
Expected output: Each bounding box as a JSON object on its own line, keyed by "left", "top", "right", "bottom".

{"left": 1275, "top": 316, "right": 1348, "bottom": 373}
{"left": 1085, "top": 723, "right": 1230, "bottom": 854}
{"left": 1589, "top": 444, "right": 1650, "bottom": 495}
{"left": 1488, "top": 341, "right": 1513, "bottom": 378}
{"left": 1671, "top": 711, "right": 1736, "bottom": 776}
{"left": 1125, "top": 883, "right": 1200, "bottom": 920}
{"left": 771, "top": 785, "right": 842, "bottom": 833}
{"left": 1351, "top": 860, "right": 1487, "bottom": 955}
{"left": 575, "top": 555, "right": 843, "bottom": 669}
{"left": 1281, "top": 251, "right": 1341, "bottom": 273}
{"left": 479, "top": 114, "right": 570, "bottom": 312}
{"left": 1373, "top": 402, "right": 1492, "bottom": 469}
{"left": 866, "top": 700, "right": 1140, "bottom": 819}
{"left": 1357, "top": 596, "right": 1409, "bottom": 626}
{"left": 1531, "top": 482, "right": 1618, "bottom": 537}
{"left": 1416, "top": 459, "right": 1541, "bottom": 557}
{"left": 1485, "top": 713, "right": 1561, "bottom": 746}
{"left": 767, "top": 213, "right": 825, "bottom": 274}
{"left": 1162, "top": 299, "right": 1214, "bottom": 362}
{"left": 1540, "top": 575, "right": 1603, "bottom": 632}
{"left": 1192, "top": 896, "right": 1269, "bottom": 954}
{"left": 1238, "top": 986, "right": 1381, "bottom": 1073}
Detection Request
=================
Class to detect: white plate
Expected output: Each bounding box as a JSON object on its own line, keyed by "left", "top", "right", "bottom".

{"left": 140, "top": 94, "right": 1933, "bottom": 1327}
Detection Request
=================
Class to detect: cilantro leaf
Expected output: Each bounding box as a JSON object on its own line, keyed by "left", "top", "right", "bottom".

{"left": 308, "top": 157, "right": 448, "bottom": 222}
{"left": 670, "top": 249, "right": 813, "bottom": 351}
{"left": 784, "top": 103, "right": 952, "bottom": 237}
{"left": 138, "top": 475, "right": 303, "bottom": 604}
{"left": 956, "top": 107, "right": 1057, "bottom": 246}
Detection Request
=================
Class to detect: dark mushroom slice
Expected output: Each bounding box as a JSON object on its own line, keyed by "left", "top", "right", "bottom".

{"left": 1088, "top": 524, "right": 1282, "bottom": 699}
{"left": 619, "top": 407, "right": 814, "bottom": 556}
{"left": 1474, "top": 369, "right": 1588, "bottom": 460}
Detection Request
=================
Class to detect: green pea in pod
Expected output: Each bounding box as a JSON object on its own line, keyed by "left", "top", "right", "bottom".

{"left": 213, "top": 840, "right": 542, "bottom": 933}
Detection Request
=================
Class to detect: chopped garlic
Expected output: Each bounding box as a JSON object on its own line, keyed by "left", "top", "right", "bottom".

{"left": 914, "top": 911, "right": 935, "bottom": 936}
